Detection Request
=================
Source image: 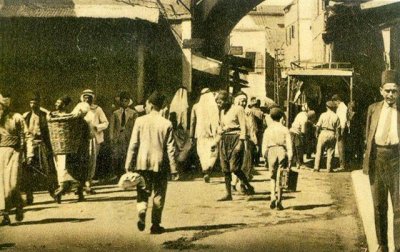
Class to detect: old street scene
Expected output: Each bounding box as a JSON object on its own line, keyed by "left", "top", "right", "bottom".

{"left": 0, "top": 0, "right": 399, "bottom": 251}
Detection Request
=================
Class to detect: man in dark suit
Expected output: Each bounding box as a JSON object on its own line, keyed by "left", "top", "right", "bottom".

{"left": 363, "top": 70, "right": 400, "bottom": 252}
{"left": 110, "top": 91, "right": 138, "bottom": 178}
{"left": 23, "top": 94, "right": 57, "bottom": 204}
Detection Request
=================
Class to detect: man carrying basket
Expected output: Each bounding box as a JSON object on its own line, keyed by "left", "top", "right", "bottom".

{"left": 49, "top": 96, "right": 91, "bottom": 203}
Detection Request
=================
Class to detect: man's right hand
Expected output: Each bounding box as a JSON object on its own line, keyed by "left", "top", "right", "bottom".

{"left": 171, "top": 173, "right": 180, "bottom": 181}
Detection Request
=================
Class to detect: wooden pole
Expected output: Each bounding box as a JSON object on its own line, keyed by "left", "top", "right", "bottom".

{"left": 286, "top": 75, "right": 291, "bottom": 127}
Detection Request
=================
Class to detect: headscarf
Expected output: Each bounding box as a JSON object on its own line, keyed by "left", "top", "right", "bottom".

{"left": 234, "top": 91, "right": 247, "bottom": 107}
{"left": 80, "top": 89, "right": 95, "bottom": 102}
{"left": 0, "top": 94, "right": 11, "bottom": 107}
{"left": 169, "top": 87, "right": 188, "bottom": 129}
{"left": 195, "top": 88, "right": 219, "bottom": 138}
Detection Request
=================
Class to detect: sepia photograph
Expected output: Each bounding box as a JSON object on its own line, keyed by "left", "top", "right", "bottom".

{"left": 0, "top": 0, "right": 399, "bottom": 251}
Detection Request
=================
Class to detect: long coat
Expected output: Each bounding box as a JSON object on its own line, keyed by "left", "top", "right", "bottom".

{"left": 363, "top": 101, "right": 400, "bottom": 175}
{"left": 109, "top": 107, "right": 138, "bottom": 158}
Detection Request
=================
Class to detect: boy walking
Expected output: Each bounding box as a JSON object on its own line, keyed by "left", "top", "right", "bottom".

{"left": 262, "top": 107, "right": 292, "bottom": 210}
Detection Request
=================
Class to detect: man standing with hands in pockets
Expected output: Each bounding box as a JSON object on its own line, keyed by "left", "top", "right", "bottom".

{"left": 125, "top": 90, "right": 178, "bottom": 234}
{"left": 364, "top": 70, "right": 400, "bottom": 252}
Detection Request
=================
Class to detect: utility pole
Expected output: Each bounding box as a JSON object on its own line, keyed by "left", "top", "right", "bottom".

{"left": 274, "top": 48, "right": 284, "bottom": 105}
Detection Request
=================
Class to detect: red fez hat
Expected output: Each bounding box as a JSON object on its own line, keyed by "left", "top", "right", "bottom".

{"left": 381, "top": 70, "right": 399, "bottom": 86}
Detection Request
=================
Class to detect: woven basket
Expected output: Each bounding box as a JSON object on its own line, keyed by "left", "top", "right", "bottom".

{"left": 48, "top": 116, "right": 84, "bottom": 154}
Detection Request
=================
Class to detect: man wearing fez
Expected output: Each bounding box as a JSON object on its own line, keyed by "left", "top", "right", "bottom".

{"left": 81, "top": 89, "right": 109, "bottom": 194}
{"left": 364, "top": 70, "right": 399, "bottom": 252}
{"left": 22, "top": 93, "right": 57, "bottom": 204}
{"left": 110, "top": 91, "right": 138, "bottom": 178}
{"left": 125, "top": 91, "right": 178, "bottom": 234}
{"left": 313, "top": 101, "right": 341, "bottom": 172}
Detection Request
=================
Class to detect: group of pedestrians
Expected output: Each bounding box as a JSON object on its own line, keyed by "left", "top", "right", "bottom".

{"left": 0, "top": 69, "right": 398, "bottom": 250}
{"left": 0, "top": 89, "right": 110, "bottom": 225}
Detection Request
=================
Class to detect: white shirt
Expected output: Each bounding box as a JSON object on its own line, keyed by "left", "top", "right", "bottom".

{"left": 290, "top": 111, "right": 308, "bottom": 135}
{"left": 262, "top": 121, "right": 293, "bottom": 160}
{"left": 336, "top": 102, "right": 348, "bottom": 130}
{"left": 375, "top": 102, "right": 399, "bottom": 145}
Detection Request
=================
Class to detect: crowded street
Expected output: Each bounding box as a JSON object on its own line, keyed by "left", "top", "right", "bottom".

{"left": 0, "top": 0, "right": 399, "bottom": 251}
{"left": 1, "top": 164, "right": 365, "bottom": 251}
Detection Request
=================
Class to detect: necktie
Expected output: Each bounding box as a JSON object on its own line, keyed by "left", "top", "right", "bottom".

{"left": 121, "top": 109, "right": 126, "bottom": 127}
{"left": 380, "top": 106, "right": 393, "bottom": 145}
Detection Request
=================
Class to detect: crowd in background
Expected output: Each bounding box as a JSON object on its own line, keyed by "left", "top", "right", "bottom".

{"left": 0, "top": 86, "right": 364, "bottom": 227}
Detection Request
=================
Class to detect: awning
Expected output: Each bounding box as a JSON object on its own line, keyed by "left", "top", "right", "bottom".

{"left": 286, "top": 69, "right": 353, "bottom": 77}
{"left": 0, "top": 0, "right": 160, "bottom": 23}
{"left": 192, "top": 54, "right": 222, "bottom": 76}
{"left": 361, "top": 0, "right": 400, "bottom": 10}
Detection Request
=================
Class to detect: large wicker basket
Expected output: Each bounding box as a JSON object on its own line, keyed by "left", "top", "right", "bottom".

{"left": 48, "top": 116, "right": 84, "bottom": 155}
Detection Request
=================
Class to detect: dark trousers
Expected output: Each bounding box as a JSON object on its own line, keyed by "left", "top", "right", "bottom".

{"left": 112, "top": 156, "right": 126, "bottom": 177}
{"left": 369, "top": 146, "right": 400, "bottom": 248}
{"left": 337, "top": 134, "right": 346, "bottom": 169}
{"left": 23, "top": 143, "right": 57, "bottom": 200}
{"left": 290, "top": 132, "right": 304, "bottom": 166}
{"left": 136, "top": 171, "right": 168, "bottom": 225}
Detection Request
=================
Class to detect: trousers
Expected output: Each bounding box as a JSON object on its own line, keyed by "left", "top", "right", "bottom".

{"left": 314, "top": 131, "right": 336, "bottom": 171}
{"left": 369, "top": 146, "right": 400, "bottom": 248}
{"left": 136, "top": 171, "right": 168, "bottom": 225}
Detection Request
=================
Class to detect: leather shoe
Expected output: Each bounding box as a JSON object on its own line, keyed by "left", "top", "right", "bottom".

{"left": 245, "top": 185, "right": 255, "bottom": 195}
{"left": 276, "top": 202, "right": 284, "bottom": 211}
{"left": 150, "top": 224, "right": 165, "bottom": 234}
{"left": 376, "top": 245, "right": 388, "bottom": 252}
{"left": 217, "top": 195, "right": 233, "bottom": 201}
{"left": 270, "top": 200, "right": 276, "bottom": 209}
{"left": 231, "top": 185, "right": 237, "bottom": 192}
{"left": 137, "top": 211, "right": 146, "bottom": 231}
{"left": 203, "top": 174, "right": 210, "bottom": 183}
{"left": 0, "top": 215, "right": 11, "bottom": 226}
{"left": 15, "top": 207, "right": 24, "bottom": 222}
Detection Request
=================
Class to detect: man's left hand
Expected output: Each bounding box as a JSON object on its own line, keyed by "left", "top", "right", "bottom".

{"left": 171, "top": 173, "right": 180, "bottom": 181}
{"left": 27, "top": 157, "right": 34, "bottom": 166}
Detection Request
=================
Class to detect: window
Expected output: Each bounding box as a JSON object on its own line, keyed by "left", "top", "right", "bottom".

{"left": 245, "top": 52, "right": 256, "bottom": 72}
{"left": 291, "top": 25, "right": 295, "bottom": 38}
{"left": 255, "top": 52, "right": 264, "bottom": 74}
{"left": 286, "top": 27, "right": 291, "bottom": 45}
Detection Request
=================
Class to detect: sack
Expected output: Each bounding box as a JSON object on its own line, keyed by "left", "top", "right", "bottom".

{"left": 118, "top": 172, "right": 145, "bottom": 190}
{"left": 279, "top": 169, "right": 298, "bottom": 192}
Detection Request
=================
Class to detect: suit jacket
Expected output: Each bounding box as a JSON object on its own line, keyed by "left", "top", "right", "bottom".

{"left": 125, "top": 111, "right": 177, "bottom": 173}
{"left": 363, "top": 100, "right": 400, "bottom": 175}
{"left": 23, "top": 109, "right": 52, "bottom": 151}
{"left": 109, "top": 107, "right": 138, "bottom": 157}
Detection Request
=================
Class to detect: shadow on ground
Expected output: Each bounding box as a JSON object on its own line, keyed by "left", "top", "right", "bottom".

{"left": 10, "top": 218, "right": 95, "bottom": 226}
{"left": 163, "top": 223, "right": 247, "bottom": 250}
{"left": 0, "top": 243, "right": 15, "bottom": 250}
{"left": 290, "top": 203, "right": 333, "bottom": 211}
{"left": 165, "top": 223, "right": 246, "bottom": 233}
{"left": 85, "top": 196, "right": 136, "bottom": 202}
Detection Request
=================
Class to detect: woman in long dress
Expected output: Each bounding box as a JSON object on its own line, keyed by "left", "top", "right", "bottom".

{"left": 190, "top": 88, "right": 219, "bottom": 182}
{"left": 0, "top": 94, "right": 33, "bottom": 225}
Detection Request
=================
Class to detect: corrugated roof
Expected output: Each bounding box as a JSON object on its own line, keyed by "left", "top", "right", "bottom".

{"left": 252, "top": 5, "right": 285, "bottom": 15}
{"left": 0, "top": 0, "right": 193, "bottom": 22}
{"left": 158, "top": 0, "right": 191, "bottom": 20}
